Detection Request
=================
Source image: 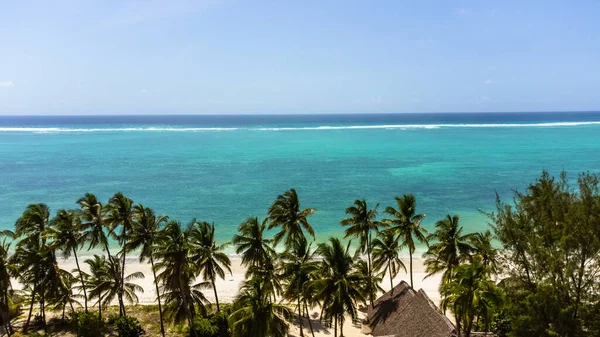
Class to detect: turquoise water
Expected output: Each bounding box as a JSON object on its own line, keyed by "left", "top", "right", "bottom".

{"left": 1, "top": 113, "right": 600, "bottom": 249}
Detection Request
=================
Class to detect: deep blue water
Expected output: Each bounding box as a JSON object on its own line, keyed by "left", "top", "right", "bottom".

{"left": 1, "top": 112, "right": 599, "bottom": 251}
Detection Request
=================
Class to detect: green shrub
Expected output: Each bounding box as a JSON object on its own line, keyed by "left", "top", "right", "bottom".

{"left": 27, "top": 333, "right": 49, "bottom": 337}
{"left": 114, "top": 316, "right": 145, "bottom": 337}
{"left": 69, "top": 311, "right": 104, "bottom": 337}
{"left": 186, "top": 317, "right": 217, "bottom": 337}
{"left": 106, "top": 313, "right": 121, "bottom": 324}
{"left": 210, "top": 312, "right": 230, "bottom": 337}
{"left": 186, "top": 313, "right": 230, "bottom": 337}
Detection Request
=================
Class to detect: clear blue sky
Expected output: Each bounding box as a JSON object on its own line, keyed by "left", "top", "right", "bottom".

{"left": 1, "top": 0, "right": 599, "bottom": 115}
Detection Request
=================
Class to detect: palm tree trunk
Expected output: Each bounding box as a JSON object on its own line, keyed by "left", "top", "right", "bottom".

{"left": 72, "top": 248, "right": 88, "bottom": 312}
{"left": 319, "top": 302, "right": 324, "bottom": 321}
{"left": 367, "top": 231, "right": 374, "bottom": 307}
{"left": 466, "top": 315, "right": 474, "bottom": 337}
{"left": 188, "top": 302, "right": 199, "bottom": 337}
{"left": 40, "top": 284, "right": 47, "bottom": 332}
{"left": 388, "top": 260, "right": 394, "bottom": 293}
{"left": 120, "top": 227, "right": 128, "bottom": 317}
{"left": 1, "top": 298, "right": 10, "bottom": 337}
{"left": 102, "top": 237, "right": 125, "bottom": 316}
{"left": 455, "top": 311, "right": 461, "bottom": 337}
{"left": 304, "top": 300, "right": 315, "bottom": 337}
{"left": 62, "top": 306, "right": 66, "bottom": 321}
{"left": 334, "top": 315, "right": 337, "bottom": 337}
{"left": 4, "top": 290, "right": 13, "bottom": 336}
{"left": 340, "top": 315, "right": 344, "bottom": 337}
{"left": 23, "top": 281, "right": 37, "bottom": 333}
{"left": 186, "top": 315, "right": 197, "bottom": 337}
{"left": 212, "top": 280, "right": 220, "bottom": 312}
{"left": 297, "top": 297, "right": 304, "bottom": 337}
{"left": 409, "top": 249, "right": 413, "bottom": 288}
{"left": 98, "top": 292, "right": 102, "bottom": 321}
{"left": 150, "top": 256, "right": 166, "bottom": 337}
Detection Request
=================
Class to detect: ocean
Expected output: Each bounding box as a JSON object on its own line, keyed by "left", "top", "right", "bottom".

{"left": 1, "top": 112, "right": 600, "bottom": 250}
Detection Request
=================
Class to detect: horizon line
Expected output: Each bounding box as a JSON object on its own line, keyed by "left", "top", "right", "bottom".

{"left": 1, "top": 110, "right": 600, "bottom": 117}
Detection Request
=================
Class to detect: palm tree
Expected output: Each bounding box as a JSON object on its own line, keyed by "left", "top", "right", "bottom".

{"left": 189, "top": 221, "right": 232, "bottom": 312}
{"left": 13, "top": 203, "right": 54, "bottom": 332}
{"left": 340, "top": 199, "right": 380, "bottom": 306}
{"left": 354, "top": 260, "right": 384, "bottom": 307}
{"left": 78, "top": 193, "right": 125, "bottom": 315}
{"left": 246, "top": 254, "right": 282, "bottom": 301}
{"left": 0, "top": 229, "right": 14, "bottom": 238}
{"left": 423, "top": 214, "right": 474, "bottom": 289}
{"left": 127, "top": 204, "right": 168, "bottom": 337}
{"left": 106, "top": 192, "right": 135, "bottom": 316}
{"left": 85, "top": 255, "right": 144, "bottom": 318}
{"left": 155, "top": 220, "right": 209, "bottom": 333}
{"left": 15, "top": 203, "right": 50, "bottom": 246}
{"left": 267, "top": 188, "right": 316, "bottom": 248}
{"left": 440, "top": 261, "right": 502, "bottom": 337}
{"left": 470, "top": 230, "right": 499, "bottom": 275}
{"left": 0, "top": 233, "right": 14, "bottom": 336}
{"left": 232, "top": 217, "right": 275, "bottom": 269}
{"left": 279, "top": 239, "right": 317, "bottom": 337}
{"left": 372, "top": 231, "right": 406, "bottom": 292}
{"left": 49, "top": 270, "right": 81, "bottom": 321}
{"left": 309, "top": 237, "right": 366, "bottom": 337}
{"left": 83, "top": 254, "right": 111, "bottom": 319}
{"left": 48, "top": 209, "right": 89, "bottom": 312}
{"left": 235, "top": 218, "right": 281, "bottom": 298}
{"left": 229, "top": 278, "right": 291, "bottom": 337}
{"left": 383, "top": 194, "right": 428, "bottom": 288}
{"left": 14, "top": 203, "right": 50, "bottom": 241}
{"left": 12, "top": 239, "right": 64, "bottom": 332}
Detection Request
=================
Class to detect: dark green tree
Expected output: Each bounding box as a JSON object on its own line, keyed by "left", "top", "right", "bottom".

{"left": 13, "top": 203, "right": 63, "bottom": 332}
{"left": 267, "top": 188, "right": 316, "bottom": 248}
{"left": 78, "top": 193, "right": 125, "bottom": 315}
{"left": 48, "top": 209, "right": 89, "bottom": 312}
{"left": 106, "top": 192, "right": 135, "bottom": 316}
{"left": 279, "top": 239, "right": 317, "bottom": 337}
{"left": 155, "top": 220, "right": 209, "bottom": 334}
{"left": 0, "top": 231, "right": 14, "bottom": 336}
{"left": 84, "top": 255, "right": 144, "bottom": 315}
{"left": 441, "top": 261, "right": 502, "bottom": 337}
{"left": 383, "top": 194, "right": 428, "bottom": 288}
{"left": 229, "top": 278, "right": 291, "bottom": 337}
{"left": 490, "top": 171, "right": 600, "bottom": 336}
{"left": 308, "top": 237, "right": 366, "bottom": 337}
{"left": 340, "top": 199, "right": 380, "bottom": 306}
{"left": 372, "top": 230, "right": 405, "bottom": 292}
{"left": 232, "top": 217, "right": 274, "bottom": 269}
{"left": 189, "top": 221, "right": 232, "bottom": 312}
{"left": 127, "top": 204, "right": 168, "bottom": 337}
{"left": 423, "top": 214, "right": 474, "bottom": 290}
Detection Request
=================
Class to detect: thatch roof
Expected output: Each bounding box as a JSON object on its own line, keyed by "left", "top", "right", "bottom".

{"left": 365, "top": 281, "right": 458, "bottom": 337}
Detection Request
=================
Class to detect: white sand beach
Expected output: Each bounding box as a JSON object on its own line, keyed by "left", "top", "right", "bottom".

{"left": 54, "top": 256, "right": 443, "bottom": 337}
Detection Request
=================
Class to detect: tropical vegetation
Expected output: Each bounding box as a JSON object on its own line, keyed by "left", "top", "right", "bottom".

{"left": 0, "top": 171, "right": 599, "bottom": 337}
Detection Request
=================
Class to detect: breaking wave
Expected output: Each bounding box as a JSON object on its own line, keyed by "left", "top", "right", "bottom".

{"left": 1, "top": 121, "right": 600, "bottom": 133}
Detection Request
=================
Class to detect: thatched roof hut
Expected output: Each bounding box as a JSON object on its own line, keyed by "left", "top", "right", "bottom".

{"left": 364, "top": 281, "right": 458, "bottom": 337}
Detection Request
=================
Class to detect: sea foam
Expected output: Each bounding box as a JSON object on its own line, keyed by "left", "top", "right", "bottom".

{"left": 1, "top": 121, "right": 600, "bottom": 133}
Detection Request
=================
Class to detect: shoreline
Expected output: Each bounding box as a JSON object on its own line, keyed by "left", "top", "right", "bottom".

{"left": 11, "top": 255, "right": 442, "bottom": 337}
{"left": 53, "top": 254, "right": 443, "bottom": 307}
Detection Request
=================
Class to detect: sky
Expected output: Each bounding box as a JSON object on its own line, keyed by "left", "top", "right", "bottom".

{"left": 0, "top": 0, "right": 599, "bottom": 115}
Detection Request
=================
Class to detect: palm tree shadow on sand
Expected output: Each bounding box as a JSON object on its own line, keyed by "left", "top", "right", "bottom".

{"left": 288, "top": 312, "right": 333, "bottom": 336}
